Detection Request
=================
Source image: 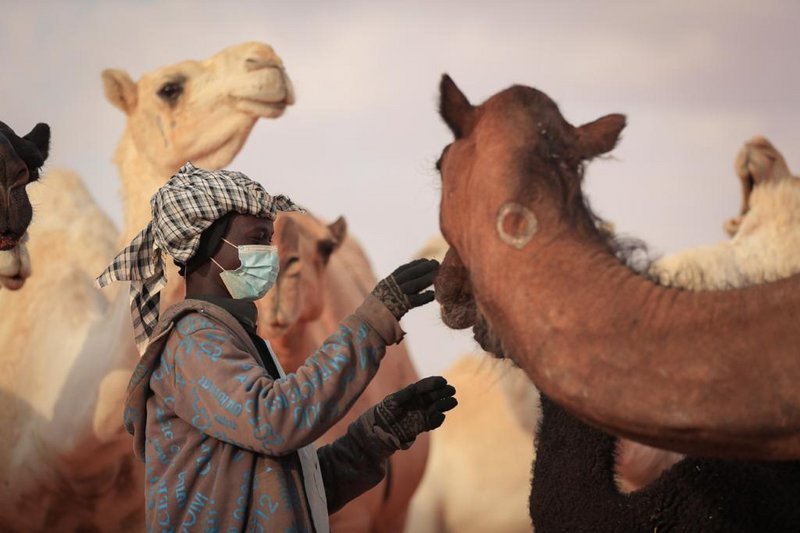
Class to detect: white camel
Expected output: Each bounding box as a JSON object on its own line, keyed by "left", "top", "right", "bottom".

{"left": 0, "top": 42, "right": 294, "bottom": 531}
{"left": 649, "top": 135, "right": 800, "bottom": 291}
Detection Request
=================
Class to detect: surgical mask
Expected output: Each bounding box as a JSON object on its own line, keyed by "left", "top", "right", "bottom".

{"left": 211, "top": 238, "right": 280, "bottom": 301}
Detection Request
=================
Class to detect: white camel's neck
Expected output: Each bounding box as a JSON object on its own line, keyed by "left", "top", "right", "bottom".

{"left": 114, "top": 129, "right": 177, "bottom": 246}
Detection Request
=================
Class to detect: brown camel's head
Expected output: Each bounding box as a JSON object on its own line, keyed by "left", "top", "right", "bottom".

{"left": 257, "top": 213, "right": 346, "bottom": 340}
{"left": 0, "top": 121, "right": 50, "bottom": 251}
{"left": 102, "top": 41, "right": 295, "bottom": 172}
{"left": 433, "top": 75, "right": 626, "bottom": 355}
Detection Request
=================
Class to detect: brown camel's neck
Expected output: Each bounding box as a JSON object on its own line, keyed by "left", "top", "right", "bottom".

{"left": 267, "top": 320, "right": 329, "bottom": 374}
{"left": 473, "top": 229, "right": 800, "bottom": 459}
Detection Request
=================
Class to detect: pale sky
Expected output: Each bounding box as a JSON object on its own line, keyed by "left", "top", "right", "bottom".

{"left": 3, "top": 0, "right": 799, "bottom": 376}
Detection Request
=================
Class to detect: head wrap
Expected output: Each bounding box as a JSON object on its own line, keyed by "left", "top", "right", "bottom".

{"left": 96, "top": 162, "right": 302, "bottom": 353}
{"left": 178, "top": 211, "right": 235, "bottom": 276}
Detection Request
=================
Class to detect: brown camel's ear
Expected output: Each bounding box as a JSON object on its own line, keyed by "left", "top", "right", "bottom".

{"left": 22, "top": 123, "right": 50, "bottom": 162}
{"left": 439, "top": 74, "right": 476, "bottom": 139}
{"left": 327, "top": 216, "right": 347, "bottom": 246}
{"left": 102, "top": 69, "right": 138, "bottom": 114}
{"left": 575, "top": 114, "right": 626, "bottom": 160}
{"left": 275, "top": 216, "right": 300, "bottom": 256}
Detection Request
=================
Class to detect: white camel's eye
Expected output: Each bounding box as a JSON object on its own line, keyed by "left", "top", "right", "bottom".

{"left": 158, "top": 81, "right": 184, "bottom": 103}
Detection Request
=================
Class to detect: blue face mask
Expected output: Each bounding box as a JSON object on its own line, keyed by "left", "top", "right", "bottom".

{"left": 211, "top": 238, "right": 280, "bottom": 301}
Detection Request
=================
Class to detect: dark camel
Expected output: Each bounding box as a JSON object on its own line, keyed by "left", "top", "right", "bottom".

{"left": 433, "top": 74, "right": 800, "bottom": 459}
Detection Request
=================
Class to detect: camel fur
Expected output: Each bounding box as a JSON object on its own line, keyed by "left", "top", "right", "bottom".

{"left": 0, "top": 42, "right": 294, "bottom": 531}
{"left": 650, "top": 136, "right": 800, "bottom": 292}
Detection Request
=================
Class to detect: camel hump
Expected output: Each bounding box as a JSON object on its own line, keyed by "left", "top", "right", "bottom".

{"left": 26, "top": 167, "right": 119, "bottom": 280}
{"left": 28, "top": 168, "right": 116, "bottom": 231}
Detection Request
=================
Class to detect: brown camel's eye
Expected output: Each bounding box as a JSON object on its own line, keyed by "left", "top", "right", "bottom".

{"left": 158, "top": 81, "right": 184, "bottom": 104}
{"left": 284, "top": 257, "right": 302, "bottom": 277}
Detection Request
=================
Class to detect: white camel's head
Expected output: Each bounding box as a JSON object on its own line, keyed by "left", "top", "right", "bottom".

{"left": 725, "top": 136, "right": 793, "bottom": 237}
{"left": 102, "top": 41, "right": 295, "bottom": 172}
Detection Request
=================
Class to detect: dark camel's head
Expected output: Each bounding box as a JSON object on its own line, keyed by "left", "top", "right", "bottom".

{"left": 0, "top": 121, "right": 50, "bottom": 250}
{"left": 433, "top": 75, "right": 626, "bottom": 355}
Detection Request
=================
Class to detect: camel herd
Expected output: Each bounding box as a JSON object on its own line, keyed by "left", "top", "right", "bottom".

{"left": 2, "top": 42, "right": 800, "bottom": 532}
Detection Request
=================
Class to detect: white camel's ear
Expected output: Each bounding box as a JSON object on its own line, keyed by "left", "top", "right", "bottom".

{"left": 575, "top": 114, "right": 626, "bottom": 160}
{"left": 102, "top": 69, "right": 138, "bottom": 114}
{"left": 327, "top": 216, "right": 347, "bottom": 246}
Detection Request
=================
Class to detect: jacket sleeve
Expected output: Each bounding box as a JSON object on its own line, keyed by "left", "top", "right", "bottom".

{"left": 149, "top": 295, "right": 404, "bottom": 456}
{"left": 316, "top": 406, "right": 405, "bottom": 514}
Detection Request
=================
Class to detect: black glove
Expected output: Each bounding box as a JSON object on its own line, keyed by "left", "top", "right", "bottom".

{"left": 374, "top": 376, "right": 457, "bottom": 446}
{"left": 372, "top": 258, "right": 440, "bottom": 319}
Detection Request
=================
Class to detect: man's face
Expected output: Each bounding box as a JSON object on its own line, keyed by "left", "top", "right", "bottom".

{"left": 213, "top": 214, "right": 275, "bottom": 271}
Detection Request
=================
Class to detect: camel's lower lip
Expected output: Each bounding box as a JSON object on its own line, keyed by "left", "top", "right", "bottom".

{"left": 238, "top": 96, "right": 288, "bottom": 109}
{"left": 1, "top": 275, "right": 25, "bottom": 291}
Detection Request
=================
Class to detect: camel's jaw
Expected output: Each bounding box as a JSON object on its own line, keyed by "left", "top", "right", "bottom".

{"left": 472, "top": 312, "right": 507, "bottom": 359}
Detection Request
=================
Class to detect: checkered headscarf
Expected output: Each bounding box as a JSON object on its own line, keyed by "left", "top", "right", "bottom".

{"left": 96, "top": 162, "right": 301, "bottom": 354}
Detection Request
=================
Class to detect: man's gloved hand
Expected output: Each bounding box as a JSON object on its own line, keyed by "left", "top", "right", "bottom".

{"left": 374, "top": 376, "right": 457, "bottom": 447}
{"left": 372, "top": 258, "right": 440, "bottom": 320}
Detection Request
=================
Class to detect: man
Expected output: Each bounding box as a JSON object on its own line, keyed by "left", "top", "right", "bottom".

{"left": 97, "top": 163, "right": 455, "bottom": 532}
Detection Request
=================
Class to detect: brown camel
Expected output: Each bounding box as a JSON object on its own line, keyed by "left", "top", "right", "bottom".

{"left": 432, "top": 74, "right": 800, "bottom": 460}
{"left": 258, "top": 212, "right": 427, "bottom": 532}
{"left": 0, "top": 121, "right": 50, "bottom": 289}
